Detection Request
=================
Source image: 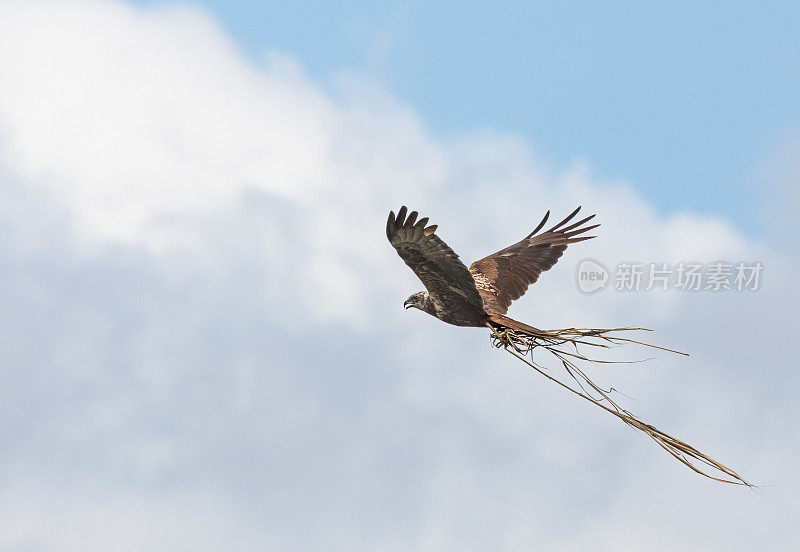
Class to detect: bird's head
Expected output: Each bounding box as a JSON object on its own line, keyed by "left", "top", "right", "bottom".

{"left": 404, "top": 291, "right": 430, "bottom": 311}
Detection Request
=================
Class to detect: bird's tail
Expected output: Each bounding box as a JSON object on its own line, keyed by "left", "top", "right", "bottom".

{"left": 487, "top": 314, "right": 545, "bottom": 336}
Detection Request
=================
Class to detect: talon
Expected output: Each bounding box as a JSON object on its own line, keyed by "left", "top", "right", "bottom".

{"left": 487, "top": 323, "right": 513, "bottom": 346}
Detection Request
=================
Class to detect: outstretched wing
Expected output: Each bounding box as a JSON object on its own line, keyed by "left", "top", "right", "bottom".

{"left": 469, "top": 206, "right": 598, "bottom": 314}
{"left": 387, "top": 206, "right": 484, "bottom": 309}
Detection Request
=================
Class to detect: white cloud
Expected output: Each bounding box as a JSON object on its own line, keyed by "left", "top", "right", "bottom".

{"left": 0, "top": 1, "right": 798, "bottom": 550}
{"left": 758, "top": 137, "right": 800, "bottom": 250}
{"left": 0, "top": 0, "right": 336, "bottom": 243}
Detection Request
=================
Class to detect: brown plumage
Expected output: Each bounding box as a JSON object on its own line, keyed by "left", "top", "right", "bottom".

{"left": 386, "top": 205, "right": 755, "bottom": 487}
{"left": 386, "top": 205, "right": 753, "bottom": 488}
{"left": 387, "top": 205, "right": 598, "bottom": 330}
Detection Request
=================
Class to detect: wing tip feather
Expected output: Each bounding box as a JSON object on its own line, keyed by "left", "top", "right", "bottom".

{"left": 526, "top": 210, "right": 551, "bottom": 238}
{"left": 548, "top": 206, "right": 582, "bottom": 232}
{"left": 389, "top": 206, "right": 440, "bottom": 241}
{"left": 397, "top": 205, "right": 408, "bottom": 225}
{"left": 386, "top": 210, "right": 397, "bottom": 240}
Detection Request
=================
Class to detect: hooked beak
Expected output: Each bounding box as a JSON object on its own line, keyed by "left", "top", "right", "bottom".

{"left": 404, "top": 300, "right": 413, "bottom": 309}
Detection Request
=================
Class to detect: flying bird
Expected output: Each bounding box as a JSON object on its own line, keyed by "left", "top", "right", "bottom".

{"left": 386, "top": 205, "right": 597, "bottom": 333}
{"left": 386, "top": 205, "right": 752, "bottom": 487}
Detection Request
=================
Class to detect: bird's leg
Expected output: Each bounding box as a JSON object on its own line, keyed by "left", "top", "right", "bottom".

{"left": 487, "top": 322, "right": 538, "bottom": 356}
{"left": 487, "top": 323, "right": 511, "bottom": 346}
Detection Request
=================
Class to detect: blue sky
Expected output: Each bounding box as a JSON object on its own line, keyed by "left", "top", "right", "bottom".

{"left": 1, "top": 1, "right": 799, "bottom": 549}
{"left": 136, "top": 0, "right": 800, "bottom": 234}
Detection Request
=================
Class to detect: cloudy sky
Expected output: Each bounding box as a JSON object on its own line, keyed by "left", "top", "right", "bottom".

{"left": 0, "top": 1, "right": 798, "bottom": 550}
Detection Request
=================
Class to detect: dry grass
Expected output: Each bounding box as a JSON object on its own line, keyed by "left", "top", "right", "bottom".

{"left": 487, "top": 323, "right": 753, "bottom": 487}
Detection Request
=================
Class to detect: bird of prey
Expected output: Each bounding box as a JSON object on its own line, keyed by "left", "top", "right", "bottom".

{"left": 385, "top": 205, "right": 752, "bottom": 487}
{"left": 386, "top": 205, "right": 597, "bottom": 333}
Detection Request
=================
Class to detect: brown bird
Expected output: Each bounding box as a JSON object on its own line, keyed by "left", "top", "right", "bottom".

{"left": 386, "top": 205, "right": 755, "bottom": 487}
{"left": 387, "top": 205, "right": 598, "bottom": 332}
